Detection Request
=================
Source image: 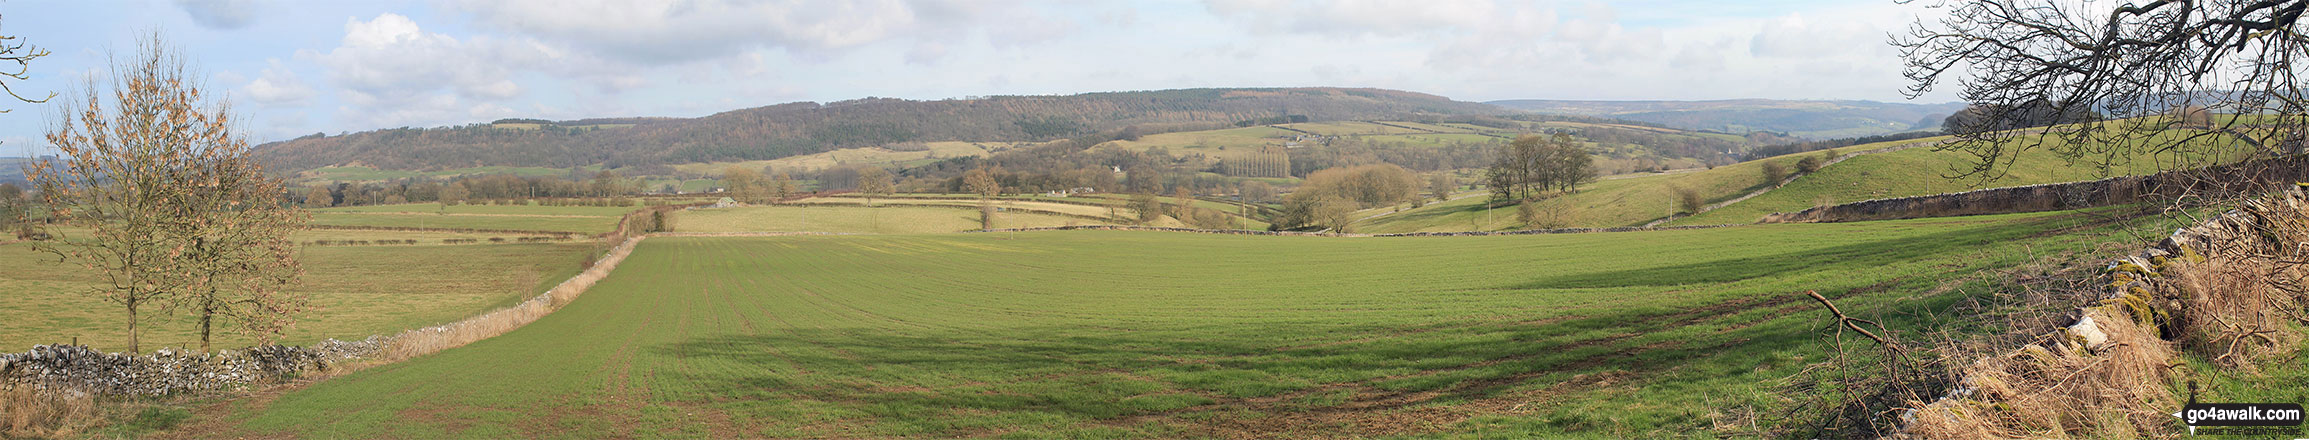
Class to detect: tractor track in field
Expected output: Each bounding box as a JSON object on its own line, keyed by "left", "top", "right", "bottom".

{"left": 1129, "top": 276, "right": 1920, "bottom": 438}
{"left": 1114, "top": 289, "right": 1821, "bottom": 437}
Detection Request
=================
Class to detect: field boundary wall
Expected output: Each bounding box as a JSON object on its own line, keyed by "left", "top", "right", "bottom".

{"left": 1762, "top": 155, "right": 2309, "bottom": 223}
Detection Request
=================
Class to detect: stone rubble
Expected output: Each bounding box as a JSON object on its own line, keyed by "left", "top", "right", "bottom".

{"left": 0, "top": 335, "right": 388, "bottom": 397}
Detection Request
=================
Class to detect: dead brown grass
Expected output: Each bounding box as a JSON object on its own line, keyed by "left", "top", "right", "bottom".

{"left": 2169, "top": 257, "right": 2304, "bottom": 369}
{"left": 1905, "top": 188, "right": 2309, "bottom": 439}
{"left": 0, "top": 385, "right": 96, "bottom": 438}
{"left": 376, "top": 236, "right": 644, "bottom": 362}
{"left": 1906, "top": 308, "right": 2179, "bottom": 439}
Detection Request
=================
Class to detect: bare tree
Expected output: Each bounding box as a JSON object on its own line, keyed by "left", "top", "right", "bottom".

{"left": 1486, "top": 134, "right": 1596, "bottom": 202}
{"left": 438, "top": 182, "right": 469, "bottom": 206}
{"left": 0, "top": 14, "right": 53, "bottom": 111}
{"left": 175, "top": 147, "right": 307, "bottom": 352}
{"left": 1239, "top": 180, "right": 1275, "bottom": 204}
{"left": 857, "top": 167, "right": 895, "bottom": 205}
{"left": 30, "top": 35, "right": 307, "bottom": 352}
{"left": 858, "top": 167, "right": 895, "bottom": 232}
{"left": 768, "top": 170, "right": 796, "bottom": 201}
{"left": 1429, "top": 174, "right": 1456, "bottom": 203}
{"left": 1899, "top": 0, "right": 2309, "bottom": 183}
{"left": 721, "top": 166, "right": 764, "bottom": 204}
{"left": 963, "top": 168, "right": 1000, "bottom": 229}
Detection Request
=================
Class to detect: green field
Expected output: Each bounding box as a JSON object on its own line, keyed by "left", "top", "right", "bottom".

{"left": 1100, "top": 121, "right": 1525, "bottom": 163}
{"left": 821, "top": 193, "right": 1273, "bottom": 229}
{"left": 673, "top": 205, "right": 1111, "bottom": 234}
{"left": 0, "top": 241, "right": 593, "bottom": 352}
{"left": 197, "top": 210, "right": 2170, "bottom": 438}
{"left": 1355, "top": 142, "right": 1902, "bottom": 232}
{"left": 671, "top": 141, "right": 1013, "bottom": 175}
{"left": 1672, "top": 132, "right": 2255, "bottom": 225}
{"left": 796, "top": 197, "right": 1115, "bottom": 218}
{"left": 310, "top": 213, "right": 622, "bottom": 234}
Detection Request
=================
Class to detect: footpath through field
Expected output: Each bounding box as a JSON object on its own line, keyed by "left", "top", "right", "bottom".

{"left": 187, "top": 210, "right": 2166, "bottom": 438}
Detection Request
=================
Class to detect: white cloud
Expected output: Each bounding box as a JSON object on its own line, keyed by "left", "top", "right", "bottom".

{"left": 311, "top": 14, "right": 543, "bottom": 99}
{"left": 335, "top": 89, "right": 515, "bottom": 130}
{"left": 239, "top": 60, "right": 316, "bottom": 106}
{"left": 176, "top": 0, "right": 260, "bottom": 30}
{"left": 448, "top": 0, "right": 917, "bottom": 64}
{"left": 444, "top": 0, "right": 1088, "bottom": 65}
{"left": 306, "top": 14, "right": 566, "bottom": 127}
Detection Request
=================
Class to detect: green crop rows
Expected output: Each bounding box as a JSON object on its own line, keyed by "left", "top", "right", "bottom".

{"left": 213, "top": 210, "right": 2172, "bottom": 438}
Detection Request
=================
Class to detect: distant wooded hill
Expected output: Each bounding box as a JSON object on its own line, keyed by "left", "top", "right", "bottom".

{"left": 1486, "top": 99, "right": 1968, "bottom": 139}
{"left": 253, "top": 88, "right": 1507, "bottom": 173}
{"left": 0, "top": 157, "right": 54, "bottom": 187}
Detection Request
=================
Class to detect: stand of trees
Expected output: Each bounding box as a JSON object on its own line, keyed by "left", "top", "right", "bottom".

{"left": 1485, "top": 134, "right": 1597, "bottom": 202}
{"left": 1273, "top": 164, "right": 1422, "bottom": 231}
{"left": 294, "top": 172, "right": 651, "bottom": 208}
{"left": 25, "top": 35, "right": 306, "bottom": 352}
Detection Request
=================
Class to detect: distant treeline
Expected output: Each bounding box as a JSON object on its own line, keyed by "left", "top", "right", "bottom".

{"left": 292, "top": 173, "right": 649, "bottom": 208}
{"left": 882, "top": 113, "right": 1757, "bottom": 198}
{"left": 254, "top": 87, "right": 1506, "bottom": 172}
{"left": 1743, "top": 130, "right": 1945, "bottom": 160}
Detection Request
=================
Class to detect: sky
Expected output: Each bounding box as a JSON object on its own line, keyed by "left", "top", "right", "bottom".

{"left": 0, "top": 0, "right": 1961, "bottom": 155}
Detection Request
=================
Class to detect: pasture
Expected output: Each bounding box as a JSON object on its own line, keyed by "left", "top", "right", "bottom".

{"left": 306, "top": 202, "right": 639, "bottom": 234}
{"left": 0, "top": 240, "right": 594, "bottom": 352}
{"left": 793, "top": 197, "right": 1125, "bottom": 219}
{"left": 671, "top": 142, "right": 1014, "bottom": 175}
{"left": 314, "top": 203, "right": 643, "bottom": 217}
{"left": 1673, "top": 132, "right": 2258, "bottom": 225}
{"left": 1353, "top": 141, "right": 1902, "bottom": 232}
{"left": 308, "top": 213, "right": 620, "bottom": 234}
{"left": 673, "top": 205, "right": 1109, "bottom": 234}
{"left": 192, "top": 210, "right": 2175, "bottom": 438}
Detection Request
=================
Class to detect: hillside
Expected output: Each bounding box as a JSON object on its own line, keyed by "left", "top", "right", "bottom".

{"left": 1351, "top": 141, "right": 1899, "bottom": 233}
{"left": 1672, "top": 131, "right": 2258, "bottom": 225}
{"left": 253, "top": 88, "right": 1508, "bottom": 173}
{"left": 186, "top": 213, "right": 2161, "bottom": 437}
{"left": 0, "top": 157, "right": 55, "bottom": 187}
{"left": 1488, "top": 99, "right": 1966, "bottom": 139}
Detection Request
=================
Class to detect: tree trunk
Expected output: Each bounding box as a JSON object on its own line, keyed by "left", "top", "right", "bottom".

{"left": 126, "top": 300, "right": 139, "bottom": 352}
{"left": 199, "top": 300, "right": 215, "bottom": 352}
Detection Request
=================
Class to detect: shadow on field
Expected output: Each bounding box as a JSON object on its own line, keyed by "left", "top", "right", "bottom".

{"left": 638, "top": 298, "right": 1876, "bottom": 435}
{"left": 1509, "top": 214, "right": 2083, "bottom": 288}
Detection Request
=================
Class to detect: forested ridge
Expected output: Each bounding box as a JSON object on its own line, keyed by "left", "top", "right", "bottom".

{"left": 1488, "top": 98, "right": 1967, "bottom": 138}
{"left": 252, "top": 88, "right": 1505, "bottom": 173}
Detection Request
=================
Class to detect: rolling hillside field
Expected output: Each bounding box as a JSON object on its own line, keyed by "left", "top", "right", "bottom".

{"left": 1359, "top": 129, "right": 2255, "bottom": 232}
{"left": 306, "top": 202, "right": 638, "bottom": 234}
{"left": 0, "top": 240, "right": 594, "bottom": 352}
{"left": 1352, "top": 142, "right": 1901, "bottom": 233}
{"left": 0, "top": 202, "right": 645, "bottom": 351}
{"left": 1490, "top": 99, "right": 1966, "bottom": 139}
{"left": 673, "top": 205, "right": 1113, "bottom": 234}
{"left": 671, "top": 141, "right": 1018, "bottom": 175}
{"left": 1673, "top": 132, "right": 2257, "bottom": 225}
{"left": 252, "top": 87, "right": 1505, "bottom": 172}
{"left": 186, "top": 210, "right": 2175, "bottom": 438}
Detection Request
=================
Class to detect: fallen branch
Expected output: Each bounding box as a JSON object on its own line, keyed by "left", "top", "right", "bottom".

{"left": 1806, "top": 290, "right": 1901, "bottom": 353}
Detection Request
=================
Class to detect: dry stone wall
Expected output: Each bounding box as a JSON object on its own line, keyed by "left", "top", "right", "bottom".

{"left": 0, "top": 336, "right": 385, "bottom": 397}
{"left": 1901, "top": 187, "right": 2308, "bottom": 436}
{"left": 1762, "top": 155, "right": 2309, "bottom": 223}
